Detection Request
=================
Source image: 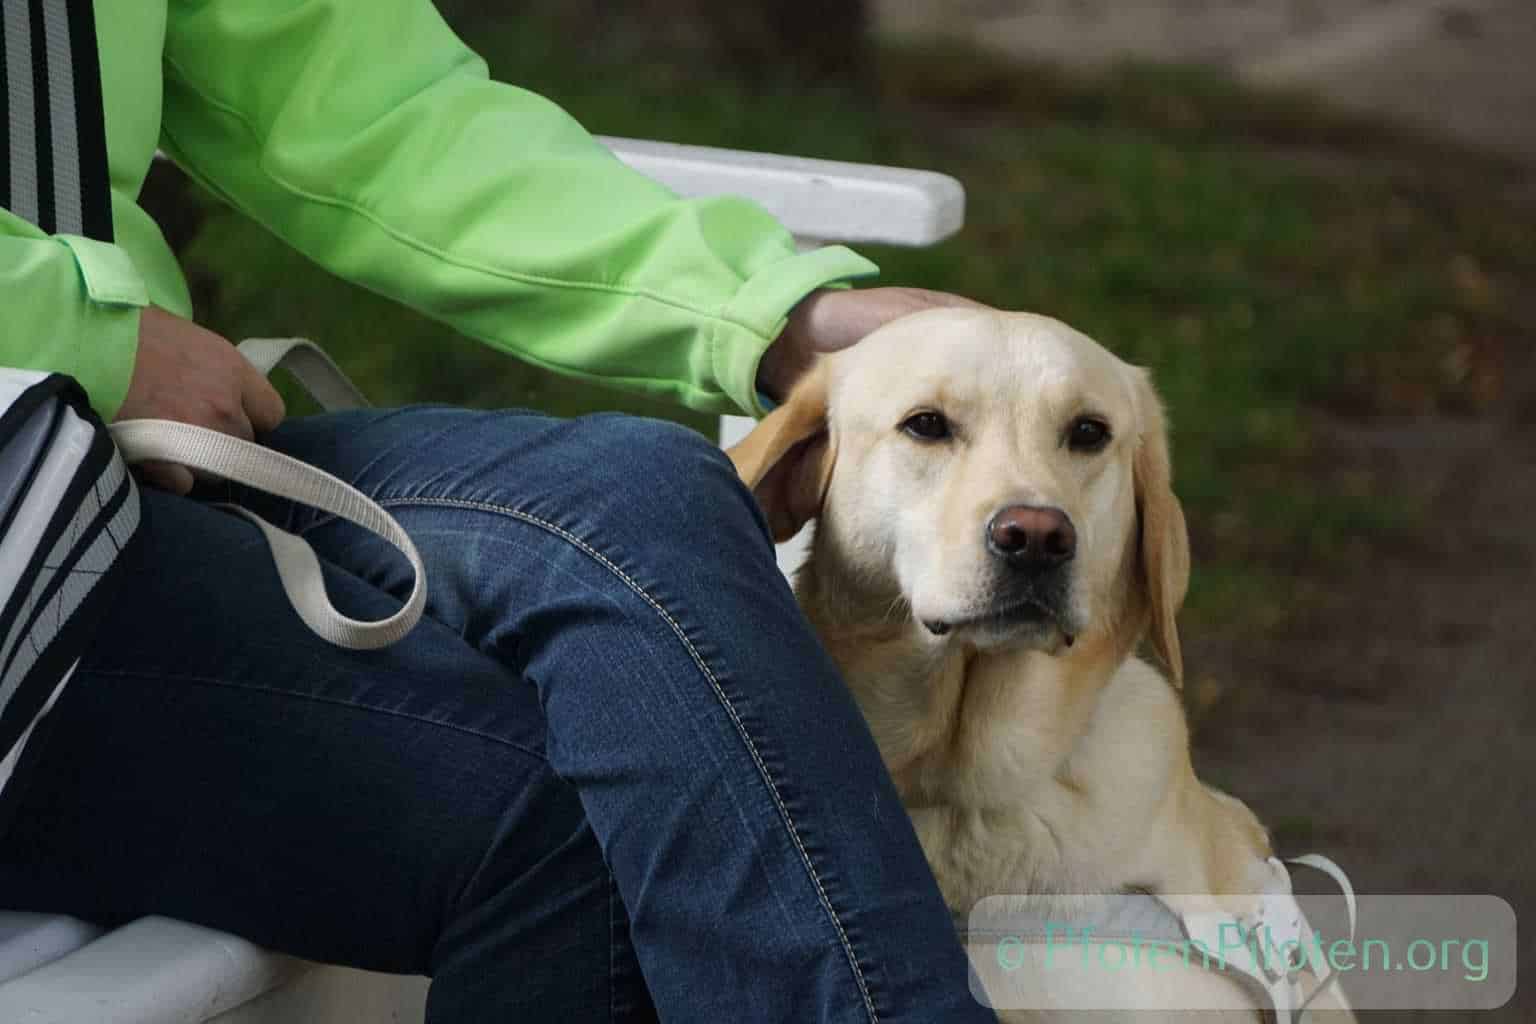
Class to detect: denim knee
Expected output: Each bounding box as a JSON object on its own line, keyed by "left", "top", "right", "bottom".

{"left": 569, "top": 414, "right": 773, "bottom": 553}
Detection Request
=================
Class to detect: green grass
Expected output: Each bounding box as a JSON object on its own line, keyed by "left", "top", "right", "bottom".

{"left": 176, "top": 14, "right": 1536, "bottom": 626}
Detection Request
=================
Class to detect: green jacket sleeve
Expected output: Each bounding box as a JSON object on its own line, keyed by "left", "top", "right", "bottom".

{"left": 159, "top": 0, "right": 878, "bottom": 417}
{"left": 0, "top": 229, "right": 147, "bottom": 418}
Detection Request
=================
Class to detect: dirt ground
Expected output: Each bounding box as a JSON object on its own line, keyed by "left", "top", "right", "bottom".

{"left": 874, "top": 2, "right": 1536, "bottom": 1018}
{"left": 1190, "top": 358, "right": 1536, "bottom": 1021}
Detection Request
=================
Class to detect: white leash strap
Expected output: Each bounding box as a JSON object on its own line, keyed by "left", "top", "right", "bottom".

{"left": 1287, "top": 854, "right": 1357, "bottom": 1018}
{"left": 1177, "top": 854, "right": 1357, "bottom": 1023}
{"left": 108, "top": 340, "right": 425, "bottom": 651}
{"left": 236, "top": 338, "right": 371, "bottom": 412}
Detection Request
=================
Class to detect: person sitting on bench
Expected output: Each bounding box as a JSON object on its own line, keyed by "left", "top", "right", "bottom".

{"left": 0, "top": 1, "right": 992, "bottom": 1020}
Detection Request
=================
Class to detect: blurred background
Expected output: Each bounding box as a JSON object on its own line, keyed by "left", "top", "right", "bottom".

{"left": 143, "top": 2, "right": 1534, "bottom": 1019}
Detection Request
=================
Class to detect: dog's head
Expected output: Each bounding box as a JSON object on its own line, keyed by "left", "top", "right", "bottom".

{"left": 730, "top": 308, "right": 1190, "bottom": 682}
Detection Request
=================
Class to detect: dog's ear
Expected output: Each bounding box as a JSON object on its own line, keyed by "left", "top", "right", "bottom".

{"left": 1132, "top": 370, "right": 1191, "bottom": 687}
{"left": 727, "top": 363, "right": 835, "bottom": 542}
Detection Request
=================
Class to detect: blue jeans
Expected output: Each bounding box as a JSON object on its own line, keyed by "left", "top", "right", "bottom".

{"left": 0, "top": 408, "right": 988, "bottom": 1023}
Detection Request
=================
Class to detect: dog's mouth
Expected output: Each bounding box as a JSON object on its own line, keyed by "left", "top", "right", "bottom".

{"left": 922, "top": 597, "right": 1074, "bottom": 648}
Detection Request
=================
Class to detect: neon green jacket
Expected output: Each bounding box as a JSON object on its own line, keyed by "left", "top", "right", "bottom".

{"left": 0, "top": 0, "right": 878, "bottom": 420}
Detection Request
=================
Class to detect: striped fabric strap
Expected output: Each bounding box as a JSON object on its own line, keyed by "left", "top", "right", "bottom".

{"left": 1, "top": 0, "right": 112, "bottom": 241}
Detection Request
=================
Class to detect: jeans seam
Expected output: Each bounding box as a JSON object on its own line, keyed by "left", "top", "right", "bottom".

{"left": 83, "top": 668, "right": 549, "bottom": 766}
{"left": 376, "top": 495, "right": 882, "bottom": 1024}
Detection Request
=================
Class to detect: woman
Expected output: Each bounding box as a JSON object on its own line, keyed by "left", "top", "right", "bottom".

{"left": 0, "top": 1, "right": 991, "bottom": 1019}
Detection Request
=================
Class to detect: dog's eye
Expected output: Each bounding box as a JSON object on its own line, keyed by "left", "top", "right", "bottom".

{"left": 1067, "top": 417, "right": 1111, "bottom": 453}
{"left": 901, "top": 411, "right": 951, "bottom": 442}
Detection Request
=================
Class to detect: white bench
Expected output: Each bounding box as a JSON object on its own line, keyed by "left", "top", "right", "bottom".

{"left": 0, "top": 136, "right": 964, "bottom": 1023}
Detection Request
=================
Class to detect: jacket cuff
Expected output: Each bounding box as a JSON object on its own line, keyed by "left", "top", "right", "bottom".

{"left": 56, "top": 235, "right": 152, "bottom": 307}
{"left": 55, "top": 235, "right": 148, "bottom": 419}
{"left": 714, "top": 244, "right": 878, "bottom": 418}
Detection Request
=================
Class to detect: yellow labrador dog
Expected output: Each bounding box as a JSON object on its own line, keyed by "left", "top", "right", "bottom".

{"left": 729, "top": 309, "right": 1352, "bottom": 1021}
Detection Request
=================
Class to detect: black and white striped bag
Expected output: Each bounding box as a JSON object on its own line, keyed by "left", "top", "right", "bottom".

{"left": 1, "top": 0, "right": 427, "bottom": 808}
{"left": 0, "top": 372, "right": 135, "bottom": 797}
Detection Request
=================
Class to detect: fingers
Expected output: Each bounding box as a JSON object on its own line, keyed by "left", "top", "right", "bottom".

{"left": 908, "top": 287, "right": 992, "bottom": 311}
{"left": 799, "top": 287, "right": 990, "bottom": 356}
{"left": 239, "top": 359, "right": 287, "bottom": 435}
{"left": 209, "top": 396, "right": 256, "bottom": 443}
{"left": 764, "top": 287, "right": 993, "bottom": 399}
{"left": 116, "top": 309, "right": 288, "bottom": 495}
{"left": 138, "top": 461, "right": 196, "bottom": 496}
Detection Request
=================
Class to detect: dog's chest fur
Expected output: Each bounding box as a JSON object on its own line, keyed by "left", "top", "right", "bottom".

{"left": 801, "top": 588, "right": 1190, "bottom": 909}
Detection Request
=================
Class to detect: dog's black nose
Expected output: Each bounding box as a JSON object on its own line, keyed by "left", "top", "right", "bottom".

{"left": 987, "top": 505, "right": 1076, "bottom": 569}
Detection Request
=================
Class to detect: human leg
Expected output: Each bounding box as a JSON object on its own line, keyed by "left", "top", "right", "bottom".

{"left": 0, "top": 488, "right": 653, "bottom": 1022}
{"left": 245, "top": 407, "right": 987, "bottom": 1022}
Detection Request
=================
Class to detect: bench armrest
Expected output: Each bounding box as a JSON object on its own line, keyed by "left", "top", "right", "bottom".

{"left": 598, "top": 136, "right": 965, "bottom": 248}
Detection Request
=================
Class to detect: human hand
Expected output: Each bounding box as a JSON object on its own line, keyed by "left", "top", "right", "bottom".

{"left": 757, "top": 287, "right": 991, "bottom": 403}
{"left": 115, "top": 307, "right": 286, "bottom": 494}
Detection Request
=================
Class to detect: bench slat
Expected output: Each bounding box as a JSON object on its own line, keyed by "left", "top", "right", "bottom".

{"left": 599, "top": 136, "right": 965, "bottom": 247}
